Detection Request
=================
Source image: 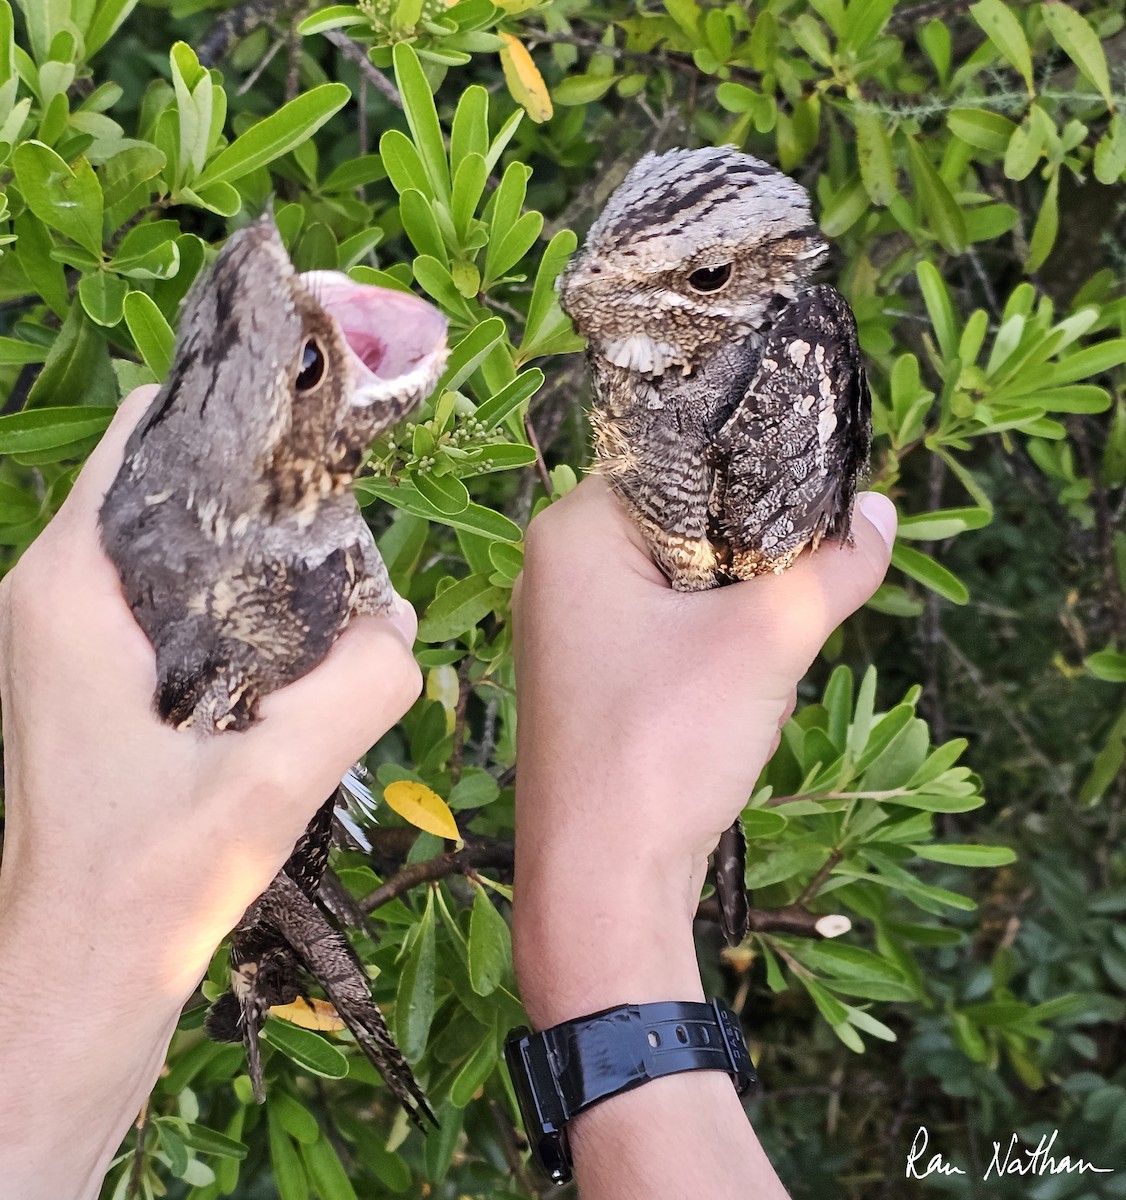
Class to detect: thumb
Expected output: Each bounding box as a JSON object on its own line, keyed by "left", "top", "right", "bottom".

{"left": 252, "top": 604, "right": 423, "bottom": 803}
{"left": 722, "top": 492, "right": 896, "bottom": 676}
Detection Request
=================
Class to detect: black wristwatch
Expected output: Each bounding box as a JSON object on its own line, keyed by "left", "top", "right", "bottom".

{"left": 503, "top": 999, "right": 757, "bottom": 1185}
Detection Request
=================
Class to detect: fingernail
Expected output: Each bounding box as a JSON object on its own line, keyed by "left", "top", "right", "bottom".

{"left": 385, "top": 592, "right": 418, "bottom": 646}
{"left": 857, "top": 491, "right": 897, "bottom": 550}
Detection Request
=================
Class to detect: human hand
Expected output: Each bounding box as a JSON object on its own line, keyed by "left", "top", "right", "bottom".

{"left": 511, "top": 476, "right": 895, "bottom": 1024}
{"left": 0, "top": 388, "right": 422, "bottom": 1199}
{"left": 0, "top": 386, "right": 422, "bottom": 1001}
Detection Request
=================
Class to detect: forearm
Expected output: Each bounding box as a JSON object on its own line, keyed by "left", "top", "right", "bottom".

{"left": 513, "top": 811, "right": 790, "bottom": 1200}
{"left": 0, "top": 879, "right": 184, "bottom": 1199}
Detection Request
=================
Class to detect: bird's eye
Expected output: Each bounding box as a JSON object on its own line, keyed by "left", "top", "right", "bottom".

{"left": 296, "top": 339, "right": 326, "bottom": 392}
{"left": 687, "top": 263, "right": 733, "bottom": 293}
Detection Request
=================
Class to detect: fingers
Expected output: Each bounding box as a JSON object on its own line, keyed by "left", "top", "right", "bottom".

{"left": 253, "top": 610, "right": 423, "bottom": 797}
{"left": 523, "top": 476, "right": 666, "bottom": 588}
{"left": 56, "top": 386, "right": 158, "bottom": 530}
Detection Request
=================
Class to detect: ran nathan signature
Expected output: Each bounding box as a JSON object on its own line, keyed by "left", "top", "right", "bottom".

{"left": 906, "top": 1125, "right": 1116, "bottom": 1181}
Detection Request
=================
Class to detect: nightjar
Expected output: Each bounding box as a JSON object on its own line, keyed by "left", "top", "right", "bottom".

{"left": 559, "top": 146, "right": 872, "bottom": 945}
{"left": 100, "top": 216, "right": 446, "bottom": 1125}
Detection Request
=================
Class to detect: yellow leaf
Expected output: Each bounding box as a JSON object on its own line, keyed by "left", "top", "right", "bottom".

{"left": 269, "top": 997, "right": 346, "bottom": 1032}
{"left": 426, "top": 664, "right": 460, "bottom": 734}
{"left": 383, "top": 779, "right": 461, "bottom": 840}
{"left": 498, "top": 33, "right": 553, "bottom": 124}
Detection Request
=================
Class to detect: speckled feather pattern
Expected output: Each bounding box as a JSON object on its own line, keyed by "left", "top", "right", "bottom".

{"left": 560, "top": 145, "right": 871, "bottom": 593}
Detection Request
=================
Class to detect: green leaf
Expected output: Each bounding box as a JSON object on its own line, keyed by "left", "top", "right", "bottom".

{"left": 261, "top": 1019, "right": 349, "bottom": 1079}
{"left": 741, "top": 808, "right": 788, "bottom": 839}
{"left": 297, "top": 5, "right": 368, "bottom": 34}
{"left": 400, "top": 187, "right": 448, "bottom": 264}
{"left": 418, "top": 573, "right": 506, "bottom": 642}
{"left": 792, "top": 941, "right": 910, "bottom": 984}
{"left": 1041, "top": 2, "right": 1113, "bottom": 108}
{"left": 393, "top": 43, "right": 448, "bottom": 200}
{"left": 969, "top": 0, "right": 1033, "bottom": 93}
{"left": 196, "top": 83, "right": 350, "bottom": 186}
{"left": 468, "top": 885, "right": 512, "bottom": 996}
{"left": 892, "top": 543, "right": 969, "bottom": 604}
{"left": 77, "top": 271, "right": 128, "bottom": 327}
{"left": 270, "top": 1092, "right": 319, "bottom": 1146}
{"left": 744, "top": 844, "right": 829, "bottom": 890}
{"left": 181, "top": 1124, "right": 250, "bottom": 1160}
{"left": 855, "top": 111, "right": 896, "bottom": 206}
{"left": 1025, "top": 169, "right": 1059, "bottom": 273}
{"left": 1094, "top": 114, "right": 1126, "bottom": 185}
{"left": 379, "top": 127, "right": 434, "bottom": 198}
{"left": 435, "top": 317, "right": 509, "bottom": 395}
{"left": 300, "top": 1135, "right": 358, "bottom": 1200}
{"left": 395, "top": 895, "right": 437, "bottom": 1060}
{"left": 0, "top": 481, "right": 40, "bottom": 524}
{"left": 85, "top": 0, "right": 140, "bottom": 56}
{"left": 450, "top": 84, "right": 489, "bottom": 170}
{"left": 26, "top": 302, "right": 113, "bottom": 410}
{"left": 910, "top": 843, "right": 1017, "bottom": 867}
{"left": 897, "top": 506, "right": 991, "bottom": 540}
{"left": 820, "top": 174, "right": 869, "bottom": 238}
{"left": 415, "top": 470, "right": 470, "bottom": 515}
{"left": 552, "top": 73, "right": 615, "bottom": 106}
{"left": 449, "top": 1032, "right": 498, "bottom": 1108}
{"left": 12, "top": 140, "right": 104, "bottom": 257}
{"left": 485, "top": 211, "right": 543, "bottom": 285}
{"left": 356, "top": 479, "right": 523, "bottom": 542}
{"left": 123, "top": 290, "right": 174, "bottom": 378}
{"left": 451, "top": 151, "right": 487, "bottom": 242}
{"left": 947, "top": 108, "right": 1016, "bottom": 153}
{"left": 907, "top": 137, "right": 967, "bottom": 255}
{"left": 1088, "top": 650, "right": 1126, "bottom": 683}
{"left": 916, "top": 267, "right": 958, "bottom": 367}
{"left": 267, "top": 1109, "right": 309, "bottom": 1200}
{"left": 803, "top": 976, "right": 850, "bottom": 1027}
{"left": 473, "top": 368, "right": 543, "bottom": 430}
{"left": 0, "top": 336, "right": 48, "bottom": 366}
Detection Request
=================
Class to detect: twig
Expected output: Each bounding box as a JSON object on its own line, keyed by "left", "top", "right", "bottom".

{"left": 235, "top": 34, "right": 285, "bottom": 95}
{"left": 695, "top": 899, "right": 850, "bottom": 939}
{"left": 488, "top": 1098, "right": 539, "bottom": 1196}
{"left": 285, "top": 11, "right": 303, "bottom": 104}
{"left": 197, "top": 0, "right": 305, "bottom": 68}
{"left": 449, "top": 658, "right": 473, "bottom": 785}
{"left": 794, "top": 850, "right": 844, "bottom": 907}
{"left": 126, "top": 1102, "right": 149, "bottom": 1199}
{"left": 523, "top": 412, "right": 554, "bottom": 495}
{"left": 323, "top": 29, "right": 402, "bottom": 107}
{"left": 1069, "top": 415, "right": 1126, "bottom": 643}
{"left": 362, "top": 841, "right": 514, "bottom": 911}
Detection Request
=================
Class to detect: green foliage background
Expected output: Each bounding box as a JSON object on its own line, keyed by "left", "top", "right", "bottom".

{"left": 0, "top": 0, "right": 1124, "bottom": 1196}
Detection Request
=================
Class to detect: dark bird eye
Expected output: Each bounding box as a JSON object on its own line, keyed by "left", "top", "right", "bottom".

{"left": 296, "top": 339, "right": 326, "bottom": 391}
{"left": 687, "top": 263, "right": 733, "bottom": 293}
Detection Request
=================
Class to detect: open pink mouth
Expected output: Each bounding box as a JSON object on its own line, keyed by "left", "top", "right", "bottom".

{"left": 302, "top": 270, "right": 448, "bottom": 393}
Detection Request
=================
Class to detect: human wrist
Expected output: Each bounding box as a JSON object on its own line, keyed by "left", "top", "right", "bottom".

{"left": 513, "top": 844, "right": 706, "bottom": 1029}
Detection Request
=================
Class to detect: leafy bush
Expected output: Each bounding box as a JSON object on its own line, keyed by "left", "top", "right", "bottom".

{"left": 0, "top": 1, "right": 1124, "bottom": 1197}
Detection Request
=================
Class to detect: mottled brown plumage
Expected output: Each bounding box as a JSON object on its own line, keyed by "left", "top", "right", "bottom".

{"left": 100, "top": 216, "right": 446, "bottom": 1125}
{"left": 560, "top": 147, "right": 871, "bottom": 943}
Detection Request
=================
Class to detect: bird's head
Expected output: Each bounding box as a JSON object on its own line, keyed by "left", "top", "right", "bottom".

{"left": 559, "top": 146, "right": 825, "bottom": 377}
{"left": 123, "top": 216, "right": 447, "bottom": 523}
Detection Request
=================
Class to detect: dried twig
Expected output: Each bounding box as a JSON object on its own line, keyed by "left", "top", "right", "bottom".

{"left": 696, "top": 898, "right": 850, "bottom": 939}
{"left": 197, "top": 0, "right": 305, "bottom": 68}
{"left": 322, "top": 29, "right": 402, "bottom": 107}
{"left": 362, "top": 841, "right": 514, "bottom": 911}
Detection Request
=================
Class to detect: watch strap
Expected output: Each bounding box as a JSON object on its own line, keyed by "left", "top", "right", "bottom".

{"left": 504, "top": 999, "right": 756, "bottom": 1184}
